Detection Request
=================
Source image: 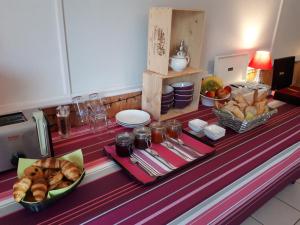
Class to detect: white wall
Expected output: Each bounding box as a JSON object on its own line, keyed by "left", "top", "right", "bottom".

{"left": 272, "top": 0, "right": 300, "bottom": 60}
{"left": 64, "top": 0, "right": 281, "bottom": 95}
{"left": 0, "top": 0, "right": 282, "bottom": 114}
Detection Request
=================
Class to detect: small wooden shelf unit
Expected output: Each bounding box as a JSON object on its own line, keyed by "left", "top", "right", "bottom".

{"left": 142, "top": 7, "right": 206, "bottom": 121}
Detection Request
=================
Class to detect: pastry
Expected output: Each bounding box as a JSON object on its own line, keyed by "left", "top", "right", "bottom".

{"left": 60, "top": 160, "right": 82, "bottom": 181}
{"left": 44, "top": 168, "right": 59, "bottom": 179}
{"left": 31, "top": 178, "right": 48, "bottom": 202}
{"left": 237, "top": 102, "right": 248, "bottom": 112}
{"left": 48, "top": 171, "right": 64, "bottom": 186}
{"left": 255, "top": 99, "right": 268, "bottom": 115}
{"left": 24, "top": 166, "right": 44, "bottom": 180}
{"left": 234, "top": 94, "right": 248, "bottom": 104}
{"left": 13, "top": 177, "right": 32, "bottom": 202}
{"left": 256, "top": 91, "right": 268, "bottom": 102}
{"left": 245, "top": 106, "right": 257, "bottom": 121}
{"left": 48, "top": 181, "right": 61, "bottom": 191}
{"left": 55, "top": 180, "right": 73, "bottom": 189}
{"left": 33, "top": 158, "right": 61, "bottom": 169}
{"left": 223, "top": 105, "right": 245, "bottom": 120}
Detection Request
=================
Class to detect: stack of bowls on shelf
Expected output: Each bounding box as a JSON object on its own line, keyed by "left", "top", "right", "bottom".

{"left": 161, "top": 85, "right": 174, "bottom": 114}
{"left": 171, "top": 82, "right": 194, "bottom": 109}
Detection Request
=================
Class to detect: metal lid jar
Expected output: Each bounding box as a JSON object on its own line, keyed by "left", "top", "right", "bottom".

{"left": 165, "top": 119, "right": 182, "bottom": 139}
{"left": 133, "top": 127, "right": 151, "bottom": 150}
{"left": 115, "top": 132, "right": 134, "bottom": 157}
{"left": 149, "top": 122, "right": 167, "bottom": 144}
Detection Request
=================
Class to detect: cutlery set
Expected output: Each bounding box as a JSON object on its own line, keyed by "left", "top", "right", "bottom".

{"left": 130, "top": 138, "right": 203, "bottom": 177}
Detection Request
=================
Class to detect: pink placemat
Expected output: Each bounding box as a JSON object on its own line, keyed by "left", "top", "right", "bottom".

{"left": 104, "top": 133, "right": 215, "bottom": 184}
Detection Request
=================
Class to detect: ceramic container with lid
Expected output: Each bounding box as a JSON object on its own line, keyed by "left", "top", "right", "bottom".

{"left": 169, "top": 40, "right": 190, "bottom": 72}
{"left": 133, "top": 126, "right": 152, "bottom": 150}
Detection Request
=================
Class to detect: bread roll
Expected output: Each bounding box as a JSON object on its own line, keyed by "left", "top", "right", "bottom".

{"left": 24, "top": 166, "right": 44, "bottom": 180}
{"left": 31, "top": 178, "right": 48, "bottom": 202}
{"left": 60, "top": 160, "right": 81, "bottom": 181}
{"left": 33, "top": 158, "right": 61, "bottom": 169}
{"left": 13, "top": 177, "right": 32, "bottom": 202}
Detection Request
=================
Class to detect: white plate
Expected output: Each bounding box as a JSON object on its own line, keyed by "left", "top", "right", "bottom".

{"left": 117, "top": 119, "right": 151, "bottom": 128}
{"left": 116, "top": 110, "right": 150, "bottom": 125}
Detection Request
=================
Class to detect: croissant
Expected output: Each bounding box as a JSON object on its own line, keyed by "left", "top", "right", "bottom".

{"left": 48, "top": 171, "right": 64, "bottom": 186}
{"left": 13, "top": 177, "right": 32, "bottom": 202}
{"left": 60, "top": 160, "right": 81, "bottom": 181}
{"left": 55, "top": 180, "right": 73, "bottom": 189}
{"left": 31, "top": 178, "right": 48, "bottom": 202}
{"left": 33, "top": 158, "right": 61, "bottom": 169}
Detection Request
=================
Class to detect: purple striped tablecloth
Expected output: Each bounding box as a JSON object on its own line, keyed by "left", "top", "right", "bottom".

{"left": 0, "top": 104, "right": 299, "bottom": 225}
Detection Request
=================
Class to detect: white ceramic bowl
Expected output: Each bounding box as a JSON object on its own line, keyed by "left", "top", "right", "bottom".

{"left": 162, "top": 85, "right": 174, "bottom": 95}
{"left": 171, "top": 82, "right": 194, "bottom": 90}
{"left": 200, "top": 94, "right": 230, "bottom": 107}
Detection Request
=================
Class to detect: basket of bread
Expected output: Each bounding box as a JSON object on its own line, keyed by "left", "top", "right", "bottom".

{"left": 213, "top": 90, "right": 278, "bottom": 133}
{"left": 12, "top": 149, "right": 85, "bottom": 212}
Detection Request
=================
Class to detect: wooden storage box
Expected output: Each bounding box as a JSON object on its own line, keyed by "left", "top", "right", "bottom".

{"left": 142, "top": 69, "right": 202, "bottom": 121}
{"left": 147, "top": 7, "right": 205, "bottom": 75}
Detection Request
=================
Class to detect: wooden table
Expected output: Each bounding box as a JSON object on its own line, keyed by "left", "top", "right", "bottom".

{"left": 0, "top": 104, "right": 299, "bottom": 225}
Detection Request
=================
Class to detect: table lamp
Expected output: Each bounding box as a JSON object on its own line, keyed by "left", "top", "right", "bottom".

{"left": 248, "top": 50, "right": 272, "bottom": 83}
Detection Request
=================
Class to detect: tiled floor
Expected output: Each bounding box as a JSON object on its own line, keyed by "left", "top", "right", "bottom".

{"left": 241, "top": 179, "right": 300, "bottom": 225}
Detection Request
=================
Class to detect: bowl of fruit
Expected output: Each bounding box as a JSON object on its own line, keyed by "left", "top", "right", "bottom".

{"left": 200, "top": 76, "right": 231, "bottom": 107}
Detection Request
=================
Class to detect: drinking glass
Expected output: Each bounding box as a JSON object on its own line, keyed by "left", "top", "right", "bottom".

{"left": 87, "top": 92, "right": 109, "bottom": 131}
{"left": 72, "top": 96, "right": 89, "bottom": 125}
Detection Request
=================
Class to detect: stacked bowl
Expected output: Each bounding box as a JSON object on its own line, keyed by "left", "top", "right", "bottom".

{"left": 161, "top": 85, "right": 174, "bottom": 114}
{"left": 171, "top": 82, "right": 194, "bottom": 108}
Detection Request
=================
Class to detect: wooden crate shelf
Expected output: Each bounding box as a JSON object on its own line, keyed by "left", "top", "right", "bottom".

{"left": 142, "top": 70, "right": 202, "bottom": 121}
{"left": 147, "top": 7, "right": 205, "bottom": 75}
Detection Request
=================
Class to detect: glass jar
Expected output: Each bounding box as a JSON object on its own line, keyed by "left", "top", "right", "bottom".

{"left": 133, "top": 127, "right": 151, "bottom": 150}
{"left": 115, "top": 132, "right": 134, "bottom": 157}
{"left": 166, "top": 119, "right": 182, "bottom": 139}
{"left": 150, "top": 122, "right": 167, "bottom": 144}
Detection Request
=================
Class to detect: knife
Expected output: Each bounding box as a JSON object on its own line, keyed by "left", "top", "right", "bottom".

{"left": 132, "top": 153, "right": 163, "bottom": 176}
{"left": 130, "top": 156, "right": 157, "bottom": 177}
{"left": 161, "top": 141, "right": 195, "bottom": 161}
{"left": 144, "top": 148, "right": 177, "bottom": 170}
{"left": 168, "top": 137, "right": 204, "bottom": 158}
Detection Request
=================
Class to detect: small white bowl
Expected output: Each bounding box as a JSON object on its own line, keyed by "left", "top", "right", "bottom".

{"left": 162, "top": 85, "right": 174, "bottom": 95}
{"left": 204, "top": 124, "right": 226, "bottom": 140}
{"left": 188, "top": 119, "right": 208, "bottom": 132}
{"left": 200, "top": 94, "right": 230, "bottom": 107}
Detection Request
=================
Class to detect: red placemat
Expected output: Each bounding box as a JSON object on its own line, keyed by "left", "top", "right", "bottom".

{"left": 104, "top": 133, "right": 215, "bottom": 184}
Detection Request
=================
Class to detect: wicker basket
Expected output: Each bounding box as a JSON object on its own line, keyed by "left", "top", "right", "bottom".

{"left": 213, "top": 107, "right": 278, "bottom": 133}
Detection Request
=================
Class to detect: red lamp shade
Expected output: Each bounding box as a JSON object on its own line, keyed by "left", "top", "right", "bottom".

{"left": 248, "top": 51, "right": 272, "bottom": 70}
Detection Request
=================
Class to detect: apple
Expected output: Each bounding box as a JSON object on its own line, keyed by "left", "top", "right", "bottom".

{"left": 216, "top": 88, "right": 228, "bottom": 99}
{"left": 224, "top": 86, "right": 232, "bottom": 94}
{"left": 205, "top": 91, "right": 215, "bottom": 98}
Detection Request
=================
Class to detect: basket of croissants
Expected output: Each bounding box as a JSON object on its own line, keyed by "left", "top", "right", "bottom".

{"left": 213, "top": 90, "right": 278, "bottom": 133}
{"left": 12, "top": 149, "right": 85, "bottom": 212}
